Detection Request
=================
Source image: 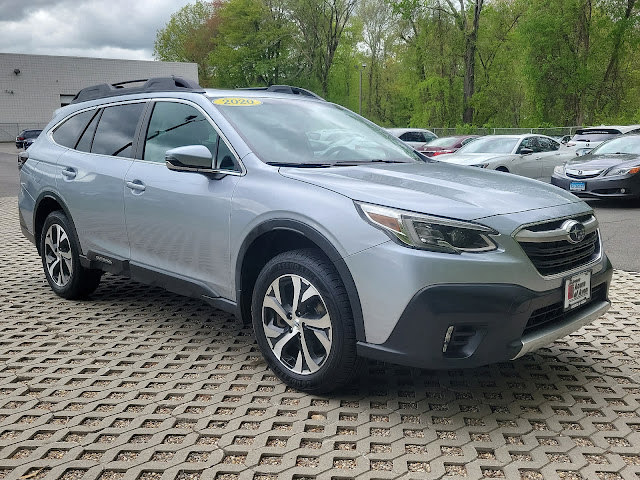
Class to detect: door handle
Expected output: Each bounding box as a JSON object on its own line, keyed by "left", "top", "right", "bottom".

{"left": 61, "top": 167, "right": 77, "bottom": 180}
{"left": 126, "top": 180, "right": 146, "bottom": 192}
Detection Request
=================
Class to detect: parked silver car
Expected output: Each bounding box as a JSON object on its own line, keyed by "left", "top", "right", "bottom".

{"left": 19, "top": 78, "right": 612, "bottom": 392}
{"left": 437, "top": 134, "right": 573, "bottom": 182}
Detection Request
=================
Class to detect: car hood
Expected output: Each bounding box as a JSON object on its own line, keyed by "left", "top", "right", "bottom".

{"left": 279, "top": 162, "right": 579, "bottom": 221}
{"left": 436, "top": 153, "right": 508, "bottom": 166}
{"left": 565, "top": 153, "right": 640, "bottom": 170}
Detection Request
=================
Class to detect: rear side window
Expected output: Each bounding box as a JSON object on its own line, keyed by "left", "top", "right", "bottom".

{"left": 75, "top": 109, "right": 101, "bottom": 152}
{"left": 52, "top": 110, "right": 95, "bottom": 148}
{"left": 400, "top": 131, "right": 425, "bottom": 142}
{"left": 91, "top": 103, "right": 145, "bottom": 157}
{"left": 537, "top": 137, "right": 560, "bottom": 151}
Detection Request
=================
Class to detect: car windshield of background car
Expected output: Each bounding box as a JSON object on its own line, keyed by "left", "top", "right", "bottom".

{"left": 211, "top": 97, "right": 420, "bottom": 165}
{"left": 426, "top": 137, "right": 460, "bottom": 148}
{"left": 456, "top": 137, "right": 518, "bottom": 154}
{"left": 571, "top": 130, "right": 620, "bottom": 143}
{"left": 590, "top": 135, "right": 640, "bottom": 155}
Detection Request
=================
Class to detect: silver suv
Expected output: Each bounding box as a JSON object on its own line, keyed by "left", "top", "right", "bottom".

{"left": 19, "top": 77, "right": 613, "bottom": 393}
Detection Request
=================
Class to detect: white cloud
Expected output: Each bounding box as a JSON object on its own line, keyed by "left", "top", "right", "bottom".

{"left": 0, "top": 0, "right": 197, "bottom": 60}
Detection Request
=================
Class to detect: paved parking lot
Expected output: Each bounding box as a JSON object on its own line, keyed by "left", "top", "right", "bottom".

{"left": 1, "top": 195, "right": 640, "bottom": 480}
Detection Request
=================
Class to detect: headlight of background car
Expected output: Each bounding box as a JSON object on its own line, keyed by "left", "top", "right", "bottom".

{"left": 605, "top": 166, "right": 640, "bottom": 177}
{"left": 357, "top": 202, "right": 498, "bottom": 254}
{"left": 554, "top": 165, "right": 565, "bottom": 175}
{"left": 472, "top": 163, "right": 489, "bottom": 168}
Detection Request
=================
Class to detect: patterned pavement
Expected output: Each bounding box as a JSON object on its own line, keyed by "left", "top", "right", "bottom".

{"left": 1, "top": 196, "right": 639, "bottom": 480}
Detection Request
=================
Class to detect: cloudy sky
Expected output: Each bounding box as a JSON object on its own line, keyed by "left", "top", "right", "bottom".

{"left": 0, "top": 0, "right": 195, "bottom": 60}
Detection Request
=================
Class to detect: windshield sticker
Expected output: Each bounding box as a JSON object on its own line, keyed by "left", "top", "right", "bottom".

{"left": 213, "top": 97, "right": 262, "bottom": 106}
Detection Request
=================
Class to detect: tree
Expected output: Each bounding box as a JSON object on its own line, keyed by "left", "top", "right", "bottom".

{"left": 288, "top": 0, "right": 358, "bottom": 97}
{"left": 154, "top": 1, "right": 218, "bottom": 85}
{"left": 437, "top": 0, "right": 485, "bottom": 125}
{"left": 209, "top": 0, "right": 296, "bottom": 87}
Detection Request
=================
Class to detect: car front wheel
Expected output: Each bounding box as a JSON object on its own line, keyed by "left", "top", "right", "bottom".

{"left": 251, "top": 249, "right": 359, "bottom": 393}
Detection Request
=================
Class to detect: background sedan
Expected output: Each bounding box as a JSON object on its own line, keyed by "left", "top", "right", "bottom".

{"left": 437, "top": 134, "right": 573, "bottom": 182}
{"left": 15, "top": 129, "right": 42, "bottom": 149}
{"left": 551, "top": 135, "right": 640, "bottom": 199}
{"left": 417, "top": 135, "right": 478, "bottom": 156}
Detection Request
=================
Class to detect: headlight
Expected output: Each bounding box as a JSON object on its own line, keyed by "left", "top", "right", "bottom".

{"left": 605, "top": 166, "right": 640, "bottom": 177}
{"left": 357, "top": 202, "right": 498, "bottom": 254}
{"left": 472, "top": 163, "right": 489, "bottom": 168}
{"left": 554, "top": 165, "right": 564, "bottom": 175}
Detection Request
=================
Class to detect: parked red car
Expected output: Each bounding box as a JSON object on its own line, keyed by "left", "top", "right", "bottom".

{"left": 417, "top": 135, "right": 479, "bottom": 156}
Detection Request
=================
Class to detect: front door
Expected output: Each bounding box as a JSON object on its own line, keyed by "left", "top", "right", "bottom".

{"left": 124, "top": 100, "right": 242, "bottom": 297}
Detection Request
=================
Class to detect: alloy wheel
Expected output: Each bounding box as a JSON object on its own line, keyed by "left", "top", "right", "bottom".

{"left": 262, "top": 274, "right": 332, "bottom": 375}
{"left": 44, "top": 224, "right": 73, "bottom": 287}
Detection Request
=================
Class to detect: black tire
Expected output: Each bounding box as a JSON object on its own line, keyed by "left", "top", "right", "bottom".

{"left": 40, "top": 211, "right": 102, "bottom": 299}
{"left": 251, "top": 248, "right": 360, "bottom": 393}
{"left": 496, "top": 166, "right": 509, "bottom": 173}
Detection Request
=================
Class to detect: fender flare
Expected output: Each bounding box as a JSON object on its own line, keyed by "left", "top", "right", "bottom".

{"left": 33, "top": 191, "right": 78, "bottom": 253}
{"left": 235, "top": 219, "right": 366, "bottom": 342}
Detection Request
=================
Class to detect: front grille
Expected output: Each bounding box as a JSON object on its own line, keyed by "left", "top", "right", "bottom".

{"left": 566, "top": 170, "right": 602, "bottom": 179}
{"left": 519, "top": 231, "right": 600, "bottom": 276}
{"left": 524, "top": 283, "right": 607, "bottom": 336}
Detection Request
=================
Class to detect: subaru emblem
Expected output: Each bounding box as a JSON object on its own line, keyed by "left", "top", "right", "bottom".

{"left": 562, "top": 220, "right": 586, "bottom": 244}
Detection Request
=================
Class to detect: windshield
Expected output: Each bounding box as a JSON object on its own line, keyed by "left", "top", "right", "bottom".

{"left": 210, "top": 97, "right": 420, "bottom": 165}
{"left": 426, "top": 137, "right": 460, "bottom": 148}
{"left": 456, "top": 136, "right": 518, "bottom": 154}
{"left": 590, "top": 135, "right": 640, "bottom": 155}
{"left": 571, "top": 130, "right": 621, "bottom": 143}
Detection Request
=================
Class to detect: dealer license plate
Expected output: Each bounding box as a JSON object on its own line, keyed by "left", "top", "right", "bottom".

{"left": 570, "top": 181, "right": 586, "bottom": 191}
{"left": 564, "top": 271, "right": 591, "bottom": 310}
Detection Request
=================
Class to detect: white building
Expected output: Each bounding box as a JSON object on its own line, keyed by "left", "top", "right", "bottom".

{"left": 0, "top": 53, "right": 198, "bottom": 141}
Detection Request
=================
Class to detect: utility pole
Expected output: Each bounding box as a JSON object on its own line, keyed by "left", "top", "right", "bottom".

{"left": 357, "top": 64, "right": 366, "bottom": 115}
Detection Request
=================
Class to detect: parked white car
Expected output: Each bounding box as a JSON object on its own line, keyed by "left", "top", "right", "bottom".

{"left": 437, "top": 134, "right": 574, "bottom": 182}
{"left": 565, "top": 125, "right": 640, "bottom": 156}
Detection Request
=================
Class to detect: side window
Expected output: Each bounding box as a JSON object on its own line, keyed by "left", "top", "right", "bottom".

{"left": 75, "top": 109, "right": 101, "bottom": 152}
{"left": 52, "top": 110, "right": 95, "bottom": 148}
{"left": 91, "top": 103, "right": 145, "bottom": 158}
{"left": 144, "top": 102, "right": 218, "bottom": 164}
{"left": 518, "top": 137, "right": 536, "bottom": 153}
{"left": 400, "top": 131, "right": 424, "bottom": 142}
{"left": 216, "top": 137, "right": 239, "bottom": 171}
{"left": 538, "top": 137, "right": 559, "bottom": 151}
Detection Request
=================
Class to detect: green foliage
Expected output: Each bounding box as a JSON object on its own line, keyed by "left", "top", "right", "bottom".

{"left": 155, "top": 0, "right": 640, "bottom": 127}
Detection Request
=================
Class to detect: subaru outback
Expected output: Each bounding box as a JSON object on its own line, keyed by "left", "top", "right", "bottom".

{"left": 18, "top": 77, "right": 613, "bottom": 392}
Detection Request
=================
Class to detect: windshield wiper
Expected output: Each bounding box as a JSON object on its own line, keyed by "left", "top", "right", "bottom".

{"left": 266, "top": 161, "right": 335, "bottom": 168}
{"left": 333, "top": 159, "right": 410, "bottom": 165}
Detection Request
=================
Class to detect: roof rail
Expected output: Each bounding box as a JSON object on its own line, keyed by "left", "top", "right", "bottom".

{"left": 71, "top": 76, "right": 204, "bottom": 104}
{"left": 240, "top": 85, "right": 325, "bottom": 101}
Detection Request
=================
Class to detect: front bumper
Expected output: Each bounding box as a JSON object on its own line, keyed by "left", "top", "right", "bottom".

{"left": 551, "top": 174, "right": 640, "bottom": 199}
{"left": 355, "top": 257, "right": 613, "bottom": 369}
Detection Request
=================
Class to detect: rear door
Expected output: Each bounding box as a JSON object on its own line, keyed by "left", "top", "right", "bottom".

{"left": 536, "top": 136, "right": 565, "bottom": 181}
{"left": 55, "top": 101, "right": 145, "bottom": 260}
{"left": 123, "top": 99, "right": 242, "bottom": 297}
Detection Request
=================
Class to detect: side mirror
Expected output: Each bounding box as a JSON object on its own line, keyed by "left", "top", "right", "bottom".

{"left": 520, "top": 148, "right": 534, "bottom": 155}
{"left": 165, "top": 145, "right": 213, "bottom": 172}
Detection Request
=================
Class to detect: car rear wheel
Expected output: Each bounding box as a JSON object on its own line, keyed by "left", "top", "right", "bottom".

{"left": 251, "top": 249, "right": 359, "bottom": 393}
{"left": 40, "top": 211, "right": 102, "bottom": 299}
